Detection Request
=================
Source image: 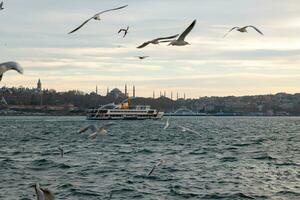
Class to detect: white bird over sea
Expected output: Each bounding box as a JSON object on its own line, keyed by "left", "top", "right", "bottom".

{"left": 68, "top": 5, "right": 128, "bottom": 34}
{"left": 0, "top": 62, "right": 23, "bottom": 82}
{"left": 163, "top": 118, "right": 170, "bottom": 130}
{"left": 177, "top": 125, "right": 201, "bottom": 135}
{"left": 136, "top": 34, "right": 179, "bottom": 48}
{"left": 148, "top": 159, "right": 164, "bottom": 176}
{"left": 223, "top": 25, "right": 264, "bottom": 38}
{"left": 167, "top": 19, "right": 197, "bottom": 46}
{"left": 0, "top": 2, "right": 4, "bottom": 10}
{"left": 78, "top": 122, "right": 116, "bottom": 139}
{"left": 118, "top": 26, "right": 129, "bottom": 38}
{"left": 32, "top": 183, "right": 55, "bottom": 200}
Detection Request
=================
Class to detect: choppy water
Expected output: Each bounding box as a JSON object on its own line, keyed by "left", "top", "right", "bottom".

{"left": 0, "top": 116, "right": 299, "bottom": 200}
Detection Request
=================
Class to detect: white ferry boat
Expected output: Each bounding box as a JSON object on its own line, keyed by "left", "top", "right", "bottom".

{"left": 86, "top": 99, "right": 164, "bottom": 120}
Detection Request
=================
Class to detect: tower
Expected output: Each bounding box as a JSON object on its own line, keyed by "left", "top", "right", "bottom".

{"left": 184, "top": 93, "right": 186, "bottom": 100}
{"left": 177, "top": 92, "right": 179, "bottom": 100}
{"left": 37, "top": 79, "right": 42, "bottom": 91}
{"left": 164, "top": 91, "right": 166, "bottom": 97}
{"left": 96, "top": 85, "right": 98, "bottom": 95}
{"left": 133, "top": 85, "right": 136, "bottom": 98}
{"left": 106, "top": 87, "right": 109, "bottom": 96}
{"left": 153, "top": 91, "right": 155, "bottom": 99}
{"left": 171, "top": 91, "right": 173, "bottom": 100}
{"left": 125, "top": 84, "right": 128, "bottom": 97}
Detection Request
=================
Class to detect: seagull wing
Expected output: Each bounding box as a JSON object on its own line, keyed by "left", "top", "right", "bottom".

{"left": 118, "top": 29, "right": 124, "bottom": 34}
{"left": 223, "top": 27, "right": 239, "bottom": 38}
{"left": 148, "top": 164, "right": 157, "bottom": 176}
{"left": 177, "top": 20, "right": 196, "bottom": 41}
{"left": 163, "top": 119, "right": 170, "bottom": 130}
{"left": 185, "top": 127, "right": 201, "bottom": 135}
{"left": 0, "top": 62, "right": 24, "bottom": 74}
{"left": 88, "top": 132, "right": 98, "bottom": 139}
{"left": 137, "top": 41, "right": 151, "bottom": 49}
{"left": 100, "top": 122, "right": 116, "bottom": 129}
{"left": 246, "top": 25, "right": 264, "bottom": 35}
{"left": 94, "top": 5, "right": 128, "bottom": 16}
{"left": 68, "top": 16, "right": 94, "bottom": 34}
{"left": 78, "top": 124, "right": 97, "bottom": 133}
{"left": 155, "top": 34, "right": 179, "bottom": 41}
{"left": 41, "top": 188, "right": 55, "bottom": 200}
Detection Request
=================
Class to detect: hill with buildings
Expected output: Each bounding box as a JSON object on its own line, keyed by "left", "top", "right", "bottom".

{"left": 1, "top": 80, "right": 300, "bottom": 116}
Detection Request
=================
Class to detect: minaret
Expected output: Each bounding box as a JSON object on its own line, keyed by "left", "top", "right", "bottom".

{"left": 37, "top": 79, "right": 42, "bottom": 91}
{"left": 133, "top": 85, "right": 136, "bottom": 98}
{"left": 184, "top": 93, "right": 186, "bottom": 100}
{"left": 125, "top": 84, "right": 128, "bottom": 97}
{"left": 177, "top": 92, "right": 179, "bottom": 100}
{"left": 106, "top": 87, "right": 109, "bottom": 96}
{"left": 153, "top": 91, "right": 155, "bottom": 99}
{"left": 96, "top": 85, "right": 98, "bottom": 95}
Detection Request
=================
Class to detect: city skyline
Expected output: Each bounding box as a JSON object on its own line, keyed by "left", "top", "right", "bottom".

{"left": 1, "top": 0, "right": 300, "bottom": 98}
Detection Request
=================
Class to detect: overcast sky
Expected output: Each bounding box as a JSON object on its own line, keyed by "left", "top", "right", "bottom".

{"left": 1, "top": 0, "right": 300, "bottom": 98}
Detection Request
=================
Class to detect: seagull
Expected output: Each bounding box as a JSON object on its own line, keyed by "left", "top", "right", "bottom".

{"left": 148, "top": 159, "right": 164, "bottom": 176}
{"left": 32, "top": 183, "right": 55, "bottom": 200}
{"left": 0, "top": 2, "right": 4, "bottom": 10}
{"left": 68, "top": 5, "right": 128, "bottom": 34}
{"left": 163, "top": 118, "right": 170, "bottom": 130}
{"left": 78, "top": 122, "right": 115, "bottom": 139}
{"left": 58, "top": 146, "right": 64, "bottom": 158}
{"left": 137, "top": 34, "right": 179, "bottom": 48}
{"left": 167, "top": 20, "right": 196, "bottom": 46}
{"left": 137, "top": 56, "right": 149, "bottom": 60}
{"left": 223, "top": 25, "right": 264, "bottom": 38}
{"left": 0, "top": 62, "right": 24, "bottom": 82}
{"left": 177, "top": 125, "right": 200, "bottom": 135}
{"left": 118, "top": 26, "right": 129, "bottom": 38}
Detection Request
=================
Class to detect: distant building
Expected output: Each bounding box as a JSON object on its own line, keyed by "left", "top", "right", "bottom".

{"left": 133, "top": 85, "right": 136, "bottom": 98}
{"left": 108, "top": 88, "right": 125, "bottom": 99}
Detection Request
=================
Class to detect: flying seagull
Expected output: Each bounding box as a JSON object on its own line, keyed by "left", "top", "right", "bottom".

{"left": 0, "top": 62, "right": 23, "bottom": 82}
{"left": 223, "top": 26, "right": 264, "bottom": 38}
{"left": 137, "top": 56, "right": 149, "bottom": 60}
{"left": 177, "top": 125, "right": 200, "bottom": 135}
{"left": 78, "top": 122, "right": 115, "bottom": 139}
{"left": 118, "top": 26, "right": 129, "bottom": 38}
{"left": 0, "top": 2, "right": 4, "bottom": 10}
{"left": 58, "top": 146, "right": 64, "bottom": 158}
{"left": 68, "top": 5, "right": 128, "bottom": 34}
{"left": 32, "top": 183, "right": 55, "bottom": 200}
{"left": 163, "top": 118, "right": 170, "bottom": 130}
{"left": 167, "top": 20, "right": 196, "bottom": 46}
{"left": 148, "top": 159, "right": 164, "bottom": 176}
{"left": 137, "top": 34, "right": 179, "bottom": 49}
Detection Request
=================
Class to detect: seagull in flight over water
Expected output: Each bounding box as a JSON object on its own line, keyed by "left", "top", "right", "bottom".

{"left": 0, "top": 2, "right": 4, "bottom": 10}
{"left": 118, "top": 26, "right": 129, "bottom": 38}
{"left": 163, "top": 118, "right": 170, "bottom": 130}
{"left": 177, "top": 126, "right": 201, "bottom": 135}
{"left": 78, "top": 122, "right": 116, "bottom": 139}
{"left": 68, "top": 5, "right": 128, "bottom": 34}
{"left": 137, "top": 34, "right": 179, "bottom": 48}
{"left": 32, "top": 183, "right": 55, "bottom": 200}
{"left": 148, "top": 159, "right": 164, "bottom": 176}
{"left": 0, "top": 62, "right": 23, "bottom": 82}
{"left": 167, "top": 20, "right": 197, "bottom": 46}
{"left": 223, "top": 25, "right": 264, "bottom": 38}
